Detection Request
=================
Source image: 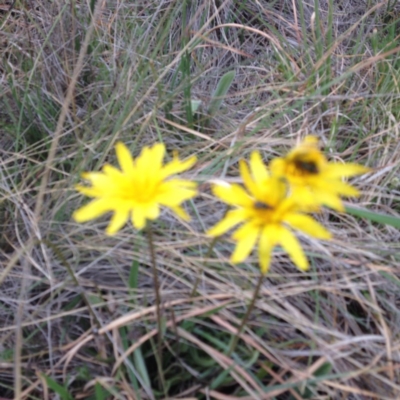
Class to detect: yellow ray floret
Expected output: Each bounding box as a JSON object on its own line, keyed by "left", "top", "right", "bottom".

{"left": 208, "top": 151, "right": 331, "bottom": 274}
{"left": 73, "top": 142, "right": 197, "bottom": 235}
{"left": 270, "top": 136, "right": 370, "bottom": 211}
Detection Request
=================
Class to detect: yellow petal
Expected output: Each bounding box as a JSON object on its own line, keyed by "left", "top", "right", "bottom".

{"left": 273, "top": 196, "right": 293, "bottom": 217}
{"left": 232, "top": 220, "right": 259, "bottom": 240}
{"left": 131, "top": 207, "right": 147, "bottom": 230}
{"left": 212, "top": 183, "right": 253, "bottom": 207}
{"left": 75, "top": 184, "right": 104, "bottom": 198}
{"left": 136, "top": 143, "right": 165, "bottom": 173}
{"left": 156, "top": 179, "right": 197, "bottom": 207}
{"left": 269, "top": 157, "right": 286, "bottom": 176}
{"left": 161, "top": 155, "right": 197, "bottom": 179}
{"left": 302, "top": 135, "right": 319, "bottom": 147}
{"left": 81, "top": 171, "right": 113, "bottom": 189}
{"left": 249, "top": 151, "right": 269, "bottom": 185}
{"left": 148, "top": 143, "right": 166, "bottom": 171}
{"left": 290, "top": 185, "right": 342, "bottom": 211}
{"left": 324, "top": 163, "right": 370, "bottom": 179}
{"left": 258, "top": 225, "right": 277, "bottom": 274}
{"left": 143, "top": 203, "right": 160, "bottom": 220}
{"left": 277, "top": 227, "right": 309, "bottom": 271}
{"left": 284, "top": 213, "right": 332, "bottom": 239}
{"left": 168, "top": 179, "right": 197, "bottom": 189}
{"left": 106, "top": 210, "right": 129, "bottom": 235}
{"left": 103, "top": 164, "right": 124, "bottom": 180}
{"left": 170, "top": 205, "right": 190, "bottom": 221}
{"left": 327, "top": 180, "right": 360, "bottom": 197}
{"left": 231, "top": 224, "right": 259, "bottom": 263}
{"left": 73, "top": 199, "right": 111, "bottom": 222}
{"left": 158, "top": 186, "right": 197, "bottom": 206}
{"left": 207, "top": 209, "right": 246, "bottom": 237}
{"left": 261, "top": 177, "right": 288, "bottom": 207}
{"left": 239, "top": 159, "right": 258, "bottom": 198}
{"left": 116, "top": 142, "right": 135, "bottom": 174}
{"left": 313, "top": 191, "right": 344, "bottom": 211}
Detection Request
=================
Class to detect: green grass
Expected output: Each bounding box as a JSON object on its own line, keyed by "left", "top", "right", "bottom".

{"left": 1, "top": 0, "right": 400, "bottom": 399}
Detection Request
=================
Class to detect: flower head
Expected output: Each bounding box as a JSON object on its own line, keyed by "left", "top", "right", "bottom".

{"left": 207, "top": 151, "right": 331, "bottom": 274}
{"left": 270, "top": 136, "right": 370, "bottom": 211}
{"left": 73, "top": 142, "right": 197, "bottom": 235}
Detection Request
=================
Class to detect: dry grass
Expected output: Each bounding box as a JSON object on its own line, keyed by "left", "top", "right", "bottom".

{"left": 1, "top": 0, "right": 400, "bottom": 399}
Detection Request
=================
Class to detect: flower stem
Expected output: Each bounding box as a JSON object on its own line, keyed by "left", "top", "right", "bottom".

{"left": 227, "top": 273, "right": 264, "bottom": 357}
{"left": 146, "top": 224, "right": 166, "bottom": 393}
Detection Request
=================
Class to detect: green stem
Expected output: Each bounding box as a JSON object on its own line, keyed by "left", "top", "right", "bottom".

{"left": 227, "top": 273, "right": 264, "bottom": 357}
{"left": 146, "top": 224, "right": 166, "bottom": 393}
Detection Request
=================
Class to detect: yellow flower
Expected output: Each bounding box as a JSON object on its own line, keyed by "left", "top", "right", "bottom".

{"left": 270, "top": 136, "right": 370, "bottom": 211}
{"left": 207, "top": 151, "right": 331, "bottom": 274}
{"left": 73, "top": 142, "right": 197, "bottom": 235}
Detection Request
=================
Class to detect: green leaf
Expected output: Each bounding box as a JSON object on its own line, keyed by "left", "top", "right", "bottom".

{"left": 345, "top": 206, "right": 400, "bottom": 229}
{"left": 210, "top": 364, "right": 234, "bottom": 389}
{"left": 95, "top": 382, "right": 111, "bottom": 400}
{"left": 133, "top": 346, "right": 151, "bottom": 388}
{"left": 129, "top": 258, "right": 140, "bottom": 290}
{"left": 42, "top": 375, "right": 73, "bottom": 400}
{"left": 190, "top": 99, "right": 202, "bottom": 113}
{"left": 379, "top": 271, "right": 400, "bottom": 288}
{"left": 314, "top": 362, "right": 332, "bottom": 377}
{"left": 208, "top": 71, "right": 235, "bottom": 115}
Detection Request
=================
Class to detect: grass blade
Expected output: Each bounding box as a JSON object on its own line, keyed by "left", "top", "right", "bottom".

{"left": 208, "top": 70, "right": 235, "bottom": 116}
{"left": 345, "top": 205, "right": 400, "bottom": 229}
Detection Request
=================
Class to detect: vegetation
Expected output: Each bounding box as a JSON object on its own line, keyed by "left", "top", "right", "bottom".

{"left": 1, "top": 0, "right": 400, "bottom": 399}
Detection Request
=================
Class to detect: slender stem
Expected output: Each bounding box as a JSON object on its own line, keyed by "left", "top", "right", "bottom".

{"left": 146, "top": 224, "right": 166, "bottom": 392}
{"left": 227, "top": 273, "right": 264, "bottom": 357}
{"left": 190, "top": 236, "right": 219, "bottom": 297}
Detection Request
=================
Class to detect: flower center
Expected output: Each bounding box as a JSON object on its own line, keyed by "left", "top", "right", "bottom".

{"left": 121, "top": 177, "right": 159, "bottom": 203}
{"left": 289, "top": 157, "right": 319, "bottom": 177}
{"left": 252, "top": 200, "right": 277, "bottom": 224}
{"left": 254, "top": 201, "right": 273, "bottom": 211}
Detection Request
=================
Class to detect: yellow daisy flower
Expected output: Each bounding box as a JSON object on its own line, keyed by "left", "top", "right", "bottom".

{"left": 207, "top": 151, "right": 331, "bottom": 274}
{"left": 73, "top": 142, "right": 197, "bottom": 235}
{"left": 270, "top": 136, "right": 370, "bottom": 211}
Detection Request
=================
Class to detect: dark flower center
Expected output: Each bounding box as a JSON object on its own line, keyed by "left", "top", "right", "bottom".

{"left": 293, "top": 159, "right": 319, "bottom": 174}
{"left": 254, "top": 201, "right": 273, "bottom": 210}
